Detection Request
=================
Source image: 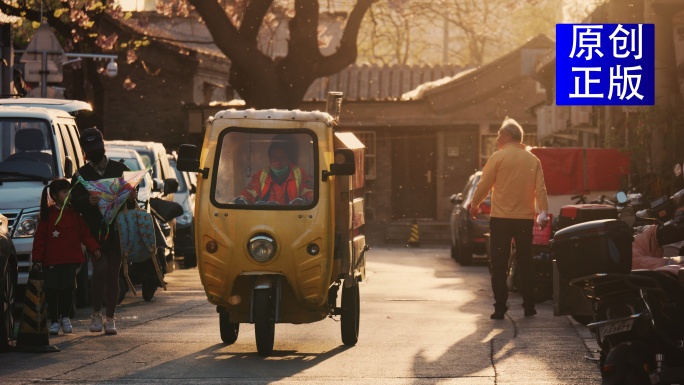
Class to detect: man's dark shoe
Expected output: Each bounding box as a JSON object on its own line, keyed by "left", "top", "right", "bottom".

{"left": 490, "top": 310, "right": 506, "bottom": 320}
{"left": 524, "top": 309, "right": 537, "bottom": 317}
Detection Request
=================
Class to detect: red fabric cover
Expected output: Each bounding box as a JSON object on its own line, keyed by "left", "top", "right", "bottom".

{"left": 530, "top": 148, "right": 629, "bottom": 195}
{"left": 585, "top": 149, "right": 631, "bottom": 191}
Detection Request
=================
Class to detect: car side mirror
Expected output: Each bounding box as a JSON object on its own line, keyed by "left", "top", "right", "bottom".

{"left": 64, "top": 156, "right": 73, "bottom": 178}
{"left": 450, "top": 193, "right": 464, "bottom": 205}
{"left": 322, "top": 148, "right": 355, "bottom": 181}
{"left": 163, "top": 178, "right": 179, "bottom": 196}
{"left": 152, "top": 178, "right": 164, "bottom": 192}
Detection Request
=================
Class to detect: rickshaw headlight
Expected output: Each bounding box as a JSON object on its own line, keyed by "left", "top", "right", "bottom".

{"left": 248, "top": 235, "right": 276, "bottom": 262}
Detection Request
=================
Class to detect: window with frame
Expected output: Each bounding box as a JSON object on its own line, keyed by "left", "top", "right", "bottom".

{"left": 354, "top": 131, "right": 376, "bottom": 180}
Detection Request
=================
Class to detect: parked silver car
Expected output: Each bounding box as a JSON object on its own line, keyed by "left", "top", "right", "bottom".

{"left": 448, "top": 171, "right": 491, "bottom": 266}
{"left": 168, "top": 153, "right": 196, "bottom": 268}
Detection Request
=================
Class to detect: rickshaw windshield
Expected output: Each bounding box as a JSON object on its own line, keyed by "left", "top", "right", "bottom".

{"left": 213, "top": 130, "right": 317, "bottom": 209}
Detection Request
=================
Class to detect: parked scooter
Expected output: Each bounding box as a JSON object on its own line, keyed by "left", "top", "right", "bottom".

{"left": 558, "top": 199, "right": 684, "bottom": 384}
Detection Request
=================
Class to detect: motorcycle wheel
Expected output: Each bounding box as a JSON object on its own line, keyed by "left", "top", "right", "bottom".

{"left": 341, "top": 282, "right": 360, "bottom": 346}
{"left": 117, "top": 275, "right": 128, "bottom": 305}
{"left": 253, "top": 289, "right": 275, "bottom": 356}
{"left": 142, "top": 277, "right": 158, "bottom": 302}
{"left": 601, "top": 342, "right": 650, "bottom": 385}
{"left": 219, "top": 310, "right": 239, "bottom": 345}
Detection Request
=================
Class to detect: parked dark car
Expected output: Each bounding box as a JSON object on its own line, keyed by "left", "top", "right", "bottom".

{"left": 448, "top": 171, "right": 491, "bottom": 265}
{"left": 0, "top": 213, "right": 18, "bottom": 353}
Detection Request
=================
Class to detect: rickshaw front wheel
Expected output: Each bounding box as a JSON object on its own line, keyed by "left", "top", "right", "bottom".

{"left": 219, "top": 310, "right": 239, "bottom": 344}
{"left": 254, "top": 290, "right": 275, "bottom": 356}
{"left": 341, "top": 282, "right": 360, "bottom": 346}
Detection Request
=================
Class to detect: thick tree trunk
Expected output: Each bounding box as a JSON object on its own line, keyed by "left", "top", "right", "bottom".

{"left": 189, "top": 0, "right": 375, "bottom": 109}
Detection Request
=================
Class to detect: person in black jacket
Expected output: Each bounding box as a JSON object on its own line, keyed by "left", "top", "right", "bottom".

{"left": 70, "top": 127, "right": 136, "bottom": 335}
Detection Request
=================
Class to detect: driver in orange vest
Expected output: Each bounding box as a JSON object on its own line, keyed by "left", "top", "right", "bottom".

{"left": 234, "top": 135, "right": 314, "bottom": 205}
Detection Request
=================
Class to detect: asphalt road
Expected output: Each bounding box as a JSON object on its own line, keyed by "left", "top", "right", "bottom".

{"left": 2, "top": 246, "right": 602, "bottom": 384}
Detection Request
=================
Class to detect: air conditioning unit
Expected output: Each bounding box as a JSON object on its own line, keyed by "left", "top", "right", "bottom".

{"left": 570, "top": 105, "right": 592, "bottom": 126}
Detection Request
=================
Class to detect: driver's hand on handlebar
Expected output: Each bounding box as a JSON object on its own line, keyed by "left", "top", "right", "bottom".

{"left": 233, "top": 196, "right": 248, "bottom": 205}
{"left": 537, "top": 211, "right": 549, "bottom": 230}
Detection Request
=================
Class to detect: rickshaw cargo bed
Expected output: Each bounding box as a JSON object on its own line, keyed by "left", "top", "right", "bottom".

{"left": 550, "top": 219, "right": 632, "bottom": 279}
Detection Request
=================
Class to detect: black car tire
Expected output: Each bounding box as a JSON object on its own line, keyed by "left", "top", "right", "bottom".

{"left": 459, "top": 241, "right": 473, "bottom": 266}
{"left": 0, "top": 255, "right": 17, "bottom": 353}
{"left": 450, "top": 244, "right": 460, "bottom": 262}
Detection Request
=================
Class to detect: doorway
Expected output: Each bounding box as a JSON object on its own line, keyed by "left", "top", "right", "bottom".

{"left": 391, "top": 131, "right": 437, "bottom": 219}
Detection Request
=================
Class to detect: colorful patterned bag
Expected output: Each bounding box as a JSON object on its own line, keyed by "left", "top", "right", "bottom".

{"left": 117, "top": 205, "right": 156, "bottom": 263}
{"left": 117, "top": 204, "right": 166, "bottom": 295}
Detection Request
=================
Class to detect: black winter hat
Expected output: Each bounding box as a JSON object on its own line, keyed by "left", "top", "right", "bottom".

{"left": 80, "top": 127, "right": 104, "bottom": 152}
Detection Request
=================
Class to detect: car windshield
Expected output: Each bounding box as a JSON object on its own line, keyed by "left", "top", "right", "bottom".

{"left": 213, "top": 130, "right": 317, "bottom": 209}
{"left": 0, "top": 119, "right": 57, "bottom": 180}
{"left": 109, "top": 154, "right": 148, "bottom": 189}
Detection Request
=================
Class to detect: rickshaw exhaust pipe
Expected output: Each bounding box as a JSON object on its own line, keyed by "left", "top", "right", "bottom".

{"left": 326, "top": 91, "right": 343, "bottom": 124}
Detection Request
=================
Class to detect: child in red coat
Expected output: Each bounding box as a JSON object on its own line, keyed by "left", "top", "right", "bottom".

{"left": 32, "top": 178, "right": 101, "bottom": 335}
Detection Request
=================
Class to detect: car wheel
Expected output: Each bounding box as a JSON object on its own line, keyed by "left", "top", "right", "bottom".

{"left": 450, "top": 243, "right": 460, "bottom": 262}
{"left": 0, "top": 256, "right": 17, "bottom": 353}
{"left": 459, "top": 240, "right": 473, "bottom": 266}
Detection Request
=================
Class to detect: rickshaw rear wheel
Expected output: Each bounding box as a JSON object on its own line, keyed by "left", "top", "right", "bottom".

{"left": 341, "top": 282, "right": 360, "bottom": 346}
{"left": 219, "top": 311, "right": 239, "bottom": 344}
{"left": 254, "top": 290, "right": 275, "bottom": 356}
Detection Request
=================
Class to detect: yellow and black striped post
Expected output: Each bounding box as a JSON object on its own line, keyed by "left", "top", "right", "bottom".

{"left": 407, "top": 219, "right": 420, "bottom": 248}
{"left": 14, "top": 268, "right": 59, "bottom": 353}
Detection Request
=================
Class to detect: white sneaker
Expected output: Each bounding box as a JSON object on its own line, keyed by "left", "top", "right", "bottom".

{"left": 89, "top": 313, "right": 103, "bottom": 332}
{"left": 104, "top": 317, "right": 117, "bottom": 335}
{"left": 48, "top": 321, "right": 60, "bottom": 335}
{"left": 60, "top": 317, "right": 73, "bottom": 333}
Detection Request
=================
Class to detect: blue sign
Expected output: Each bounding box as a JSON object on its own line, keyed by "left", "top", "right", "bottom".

{"left": 556, "top": 23, "right": 654, "bottom": 106}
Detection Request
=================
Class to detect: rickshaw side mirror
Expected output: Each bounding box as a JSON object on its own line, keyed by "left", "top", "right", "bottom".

{"left": 177, "top": 144, "right": 208, "bottom": 178}
{"left": 322, "top": 148, "right": 355, "bottom": 181}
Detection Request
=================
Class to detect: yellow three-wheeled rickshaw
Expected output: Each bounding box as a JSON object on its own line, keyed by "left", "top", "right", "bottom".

{"left": 176, "top": 93, "right": 368, "bottom": 356}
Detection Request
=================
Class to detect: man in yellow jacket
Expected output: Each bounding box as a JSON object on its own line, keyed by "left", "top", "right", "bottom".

{"left": 470, "top": 117, "right": 549, "bottom": 320}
